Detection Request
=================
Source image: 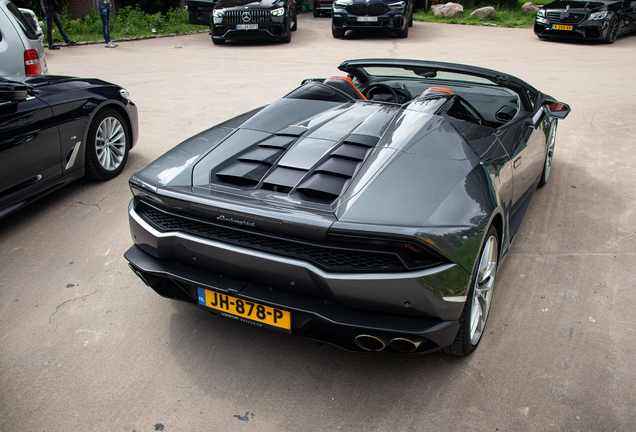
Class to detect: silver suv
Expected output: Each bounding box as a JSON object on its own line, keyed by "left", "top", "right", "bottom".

{"left": 0, "top": 0, "right": 48, "bottom": 78}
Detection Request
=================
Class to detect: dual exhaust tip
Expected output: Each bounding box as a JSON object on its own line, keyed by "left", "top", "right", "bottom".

{"left": 354, "top": 334, "right": 424, "bottom": 353}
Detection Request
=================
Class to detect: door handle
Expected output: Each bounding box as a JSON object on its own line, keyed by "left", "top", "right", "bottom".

{"left": 514, "top": 157, "right": 522, "bottom": 168}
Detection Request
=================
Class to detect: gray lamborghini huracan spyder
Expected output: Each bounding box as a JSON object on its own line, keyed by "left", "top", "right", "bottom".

{"left": 125, "top": 59, "right": 570, "bottom": 355}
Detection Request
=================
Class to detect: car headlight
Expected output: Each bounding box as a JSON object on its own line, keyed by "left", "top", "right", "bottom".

{"left": 334, "top": 1, "right": 348, "bottom": 8}
{"left": 536, "top": 9, "right": 545, "bottom": 18}
{"left": 589, "top": 11, "right": 607, "bottom": 20}
{"left": 213, "top": 9, "right": 224, "bottom": 17}
{"left": 387, "top": 1, "right": 406, "bottom": 9}
{"left": 120, "top": 88, "right": 130, "bottom": 99}
{"left": 270, "top": 7, "right": 285, "bottom": 16}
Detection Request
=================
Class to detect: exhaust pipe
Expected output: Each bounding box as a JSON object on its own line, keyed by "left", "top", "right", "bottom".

{"left": 389, "top": 337, "right": 423, "bottom": 353}
{"left": 355, "top": 334, "right": 389, "bottom": 351}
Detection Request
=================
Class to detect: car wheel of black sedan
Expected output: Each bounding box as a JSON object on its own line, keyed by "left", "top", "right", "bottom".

{"left": 332, "top": 25, "right": 345, "bottom": 38}
{"left": 602, "top": 16, "right": 619, "bottom": 44}
{"left": 445, "top": 225, "right": 498, "bottom": 356}
{"left": 408, "top": 12, "right": 413, "bottom": 27}
{"left": 538, "top": 119, "right": 557, "bottom": 188}
{"left": 85, "top": 108, "right": 130, "bottom": 180}
{"left": 313, "top": 8, "right": 320, "bottom": 17}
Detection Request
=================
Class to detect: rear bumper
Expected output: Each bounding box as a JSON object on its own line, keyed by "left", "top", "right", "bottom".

{"left": 125, "top": 244, "right": 459, "bottom": 353}
{"left": 126, "top": 197, "right": 468, "bottom": 352}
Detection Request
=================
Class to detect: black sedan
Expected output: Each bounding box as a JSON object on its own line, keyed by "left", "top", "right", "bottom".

{"left": 534, "top": 0, "right": 636, "bottom": 43}
{"left": 332, "top": 0, "right": 413, "bottom": 38}
{"left": 0, "top": 75, "right": 138, "bottom": 219}
{"left": 210, "top": 0, "right": 300, "bottom": 44}
{"left": 124, "top": 59, "right": 569, "bottom": 356}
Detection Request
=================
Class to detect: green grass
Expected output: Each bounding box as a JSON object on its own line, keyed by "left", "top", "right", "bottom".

{"left": 44, "top": 6, "right": 204, "bottom": 45}
{"left": 414, "top": 1, "right": 537, "bottom": 29}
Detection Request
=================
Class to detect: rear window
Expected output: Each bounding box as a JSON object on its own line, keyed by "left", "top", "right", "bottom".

{"left": 7, "top": 2, "right": 39, "bottom": 40}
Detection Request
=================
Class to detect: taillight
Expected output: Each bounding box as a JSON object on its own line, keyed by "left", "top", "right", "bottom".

{"left": 24, "top": 50, "right": 42, "bottom": 77}
{"left": 326, "top": 234, "right": 446, "bottom": 269}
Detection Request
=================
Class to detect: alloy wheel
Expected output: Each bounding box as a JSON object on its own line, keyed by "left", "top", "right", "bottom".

{"left": 95, "top": 116, "right": 126, "bottom": 171}
{"left": 469, "top": 234, "right": 498, "bottom": 345}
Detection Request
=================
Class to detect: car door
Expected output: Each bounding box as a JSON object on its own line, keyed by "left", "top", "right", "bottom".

{"left": 0, "top": 91, "right": 61, "bottom": 214}
{"left": 497, "top": 88, "right": 547, "bottom": 206}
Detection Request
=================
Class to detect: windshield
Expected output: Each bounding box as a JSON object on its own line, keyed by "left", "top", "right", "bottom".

{"left": 361, "top": 67, "right": 496, "bottom": 86}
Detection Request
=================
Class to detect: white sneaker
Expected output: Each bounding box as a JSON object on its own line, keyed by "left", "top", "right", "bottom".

{"left": 105, "top": 42, "right": 118, "bottom": 48}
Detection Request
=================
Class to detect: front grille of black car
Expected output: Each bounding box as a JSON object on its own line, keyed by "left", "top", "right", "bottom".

{"left": 222, "top": 10, "right": 273, "bottom": 24}
{"left": 546, "top": 12, "right": 586, "bottom": 24}
{"left": 349, "top": 3, "right": 386, "bottom": 16}
{"left": 137, "top": 202, "right": 406, "bottom": 273}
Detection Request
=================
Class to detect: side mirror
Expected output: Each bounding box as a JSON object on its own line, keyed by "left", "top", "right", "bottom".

{"left": 0, "top": 83, "right": 28, "bottom": 102}
{"left": 545, "top": 101, "right": 570, "bottom": 119}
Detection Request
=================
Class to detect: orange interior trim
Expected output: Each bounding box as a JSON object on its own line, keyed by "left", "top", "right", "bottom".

{"left": 421, "top": 87, "right": 454, "bottom": 96}
{"left": 329, "top": 76, "right": 368, "bottom": 100}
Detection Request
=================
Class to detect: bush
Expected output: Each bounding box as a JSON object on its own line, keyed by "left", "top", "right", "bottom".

{"left": 117, "top": 0, "right": 181, "bottom": 15}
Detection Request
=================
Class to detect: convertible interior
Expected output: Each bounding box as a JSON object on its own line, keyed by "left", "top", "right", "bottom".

{"left": 292, "top": 71, "right": 523, "bottom": 128}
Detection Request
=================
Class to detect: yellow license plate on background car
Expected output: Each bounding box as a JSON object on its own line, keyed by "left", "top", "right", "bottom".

{"left": 553, "top": 24, "right": 573, "bottom": 30}
{"left": 197, "top": 288, "right": 291, "bottom": 332}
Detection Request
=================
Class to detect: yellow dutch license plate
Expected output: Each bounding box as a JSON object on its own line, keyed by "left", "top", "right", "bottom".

{"left": 197, "top": 288, "right": 291, "bottom": 333}
{"left": 553, "top": 24, "right": 573, "bottom": 31}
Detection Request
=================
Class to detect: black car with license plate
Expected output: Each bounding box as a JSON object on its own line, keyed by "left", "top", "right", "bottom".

{"left": 0, "top": 75, "right": 138, "bottom": 219}
{"left": 124, "top": 58, "right": 570, "bottom": 356}
{"left": 211, "top": 0, "right": 301, "bottom": 44}
{"left": 534, "top": 0, "right": 636, "bottom": 43}
{"left": 331, "top": 0, "right": 413, "bottom": 38}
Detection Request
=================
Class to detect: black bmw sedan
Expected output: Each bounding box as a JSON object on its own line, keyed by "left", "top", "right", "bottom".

{"left": 331, "top": 0, "right": 413, "bottom": 38}
{"left": 210, "top": 0, "right": 301, "bottom": 44}
{"left": 0, "top": 75, "right": 138, "bottom": 219}
{"left": 534, "top": 0, "right": 636, "bottom": 43}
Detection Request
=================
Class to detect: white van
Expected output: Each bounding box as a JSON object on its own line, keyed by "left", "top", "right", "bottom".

{"left": 0, "top": 0, "right": 48, "bottom": 78}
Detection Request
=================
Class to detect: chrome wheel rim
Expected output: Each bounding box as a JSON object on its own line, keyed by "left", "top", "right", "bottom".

{"left": 96, "top": 116, "right": 126, "bottom": 171}
{"left": 469, "top": 234, "right": 498, "bottom": 345}
{"left": 544, "top": 120, "right": 557, "bottom": 182}
{"left": 609, "top": 20, "right": 618, "bottom": 42}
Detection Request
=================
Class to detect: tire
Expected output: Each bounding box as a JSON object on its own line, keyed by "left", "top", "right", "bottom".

{"left": 538, "top": 119, "right": 557, "bottom": 188}
{"left": 444, "top": 225, "right": 499, "bottom": 356}
{"left": 408, "top": 11, "right": 413, "bottom": 27}
{"left": 602, "top": 16, "right": 619, "bottom": 44}
{"left": 291, "top": 8, "right": 298, "bottom": 31}
{"left": 332, "top": 25, "right": 345, "bottom": 38}
{"left": 395, "top": 22, "right": 409, "bottom": 38}
{"left": 85, "top": 108, "right": 129, "bottom": 181}
{"left": 314, "top": 8, "right": 320, "bottom": 17}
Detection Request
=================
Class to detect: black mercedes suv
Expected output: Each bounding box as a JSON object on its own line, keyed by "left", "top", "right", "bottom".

{"left": 210, "top": 0, "right": 301, "bottom": 44}
{"left": 331, "top": 0, "right": 413, "bottom": 38}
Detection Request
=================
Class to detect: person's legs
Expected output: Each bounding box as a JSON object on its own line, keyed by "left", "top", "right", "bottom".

{"left": 52, "top": 11, "right": 70, "bottom": 43}
{"left": 98, "top": 5, "right": 110, "bottom": 43}
{"left": 45, "top": 9, "right": 55, "bottom": 47}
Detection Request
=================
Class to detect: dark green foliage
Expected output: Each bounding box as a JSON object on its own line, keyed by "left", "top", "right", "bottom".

{"left": 11, "top": 0, "right": 44, "bottom": 17}
{"left": 42, "top": 6, "right": 200, "bottom": 44}
{"left": 117, "top": 0, "right": 181, "bottom": 15}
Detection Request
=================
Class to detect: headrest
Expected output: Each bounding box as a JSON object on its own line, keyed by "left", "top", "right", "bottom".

{"left": 323, "top": 76, "right": 367, "bottom": 100}
{"left": 420, "top": 87, "right": 454, "bottom": 97}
